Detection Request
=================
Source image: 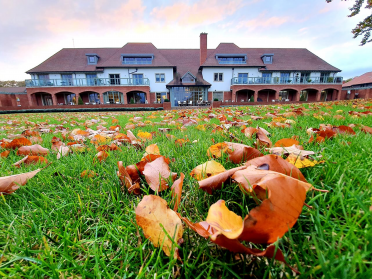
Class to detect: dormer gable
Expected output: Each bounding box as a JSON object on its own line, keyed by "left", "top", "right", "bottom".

{"left": 261, "top": 53, "right": 274, "bottom": 64}
{"left": 86, "top": 53, "right": 99, "bottom": 65}
{"left": 181, "top": 71, "right": 196, "bottom": 83}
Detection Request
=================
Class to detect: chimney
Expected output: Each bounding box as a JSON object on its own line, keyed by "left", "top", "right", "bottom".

{"left": 200, "top": 32, "right": 208, "bottom": 66}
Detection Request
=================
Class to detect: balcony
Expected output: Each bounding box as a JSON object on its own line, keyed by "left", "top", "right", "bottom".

{"left": 25, "top": 77, "right": 150, "bottom": 88}
{"left": 231, "top": 76, "right": 343, "bottom": 85}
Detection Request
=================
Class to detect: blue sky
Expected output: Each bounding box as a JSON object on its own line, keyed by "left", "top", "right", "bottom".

{"left": 0, "top": 0, "right": 371, "bottom": 80}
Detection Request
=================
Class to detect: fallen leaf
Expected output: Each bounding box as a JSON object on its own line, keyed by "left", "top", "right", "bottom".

{"left": 285, "top": 154, "right": 324, "bottom": 169}
{"left": 1, "top": 138, "right": 32, "bottom": 149}
{"left": 136, "top": 195, "right": 183, "bottom": 259}
{"left": 13, "top": 155, "right": 48, "bottom": 168}
{"left": 190, "top": 161, "right": 226, "bottom": 181}
{"left": 0, "top": 150, "right": 10, "bottom": 158}
{"left": 225, "top": 142, "right": 263, "bottom": 164}
{"left": 143, "top": 157, "right": 173, "bottom": 192}
{"left": 171, "top": 173, "right": 184, "bottom": 212}
{"left": 0, "top": 168, "right": 43, "bottom": 194}
{"left": 274, "top": 138, "right": 300, "bottom": 147}
{"left": 80, "top": 170, "right": 97, "bottom": 178}
{"left": 95, "top": 151, "right": 109, "bottom": 163}
{"left": 256, "top": 129, "right": 272, "bottom": 148}
{"left": 267, "top": 145, "right": 315, "bottom": 157}
{"left": 117, "top": 161, "right": 141, "bottom": 195}
{"left": 17, "top": 144, "right": 49, "bottom": 156}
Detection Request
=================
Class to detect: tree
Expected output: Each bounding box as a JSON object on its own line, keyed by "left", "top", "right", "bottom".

{"left": 327, "top": 0, "right": 372, "bottom": 45}
{"left": 0, "top": 80, "right": 26, "bottom": 87}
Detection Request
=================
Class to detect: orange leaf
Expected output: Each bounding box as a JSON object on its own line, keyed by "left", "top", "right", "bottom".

{"left": 117, "top": 161, "right": 141, "bottom": 195}
{"left": 95, "top": 151, "right": 109, "bottom": 162}
{"left": 274, "top": 138, "right": 300, "bottom": 147}
{"left": 135, "top": 195, "right": 183, "bottom": 259}
{"left": 0, "top": 150, "right": 10, "bottom": 158}
{"left": 81, "top": 170, "right": 97, "bottom": 178}
{"left": 2, "top": 138, "right": 32, "bottom": 149}
{"left": 256, "top": 129, "right": 272, "bottom": 148}
{"left": 13, "top": 155, "right": 48, "bottom": 168}
{"left": 16, "top": 144, "right": 49, "bottom": 156}
{"left": 225, "top": 142, "right": 263, "bottom": 164}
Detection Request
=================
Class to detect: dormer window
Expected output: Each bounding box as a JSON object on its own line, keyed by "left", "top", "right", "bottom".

{"left": 122, "top": 54, "right": 153, "bottom": 65}
{"left": 86, "top": 53, "right": 99, "bottom": 65}
{"left": 216, "top": 54, "right": 247, "bottom": 64}
{"left": 262, "top": 54, "right": 274, "bottom": 64}
{"left": 181, "top": 72, "right": 196, "bottom": 83}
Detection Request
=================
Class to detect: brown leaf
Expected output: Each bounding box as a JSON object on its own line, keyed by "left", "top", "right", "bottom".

{"left": 267, "top": 145, "right": 315, "bottom": 157}
{"left": 95, "top": 151, "right": 109, "bottom": 163}
{"left": 0, "top": 168, "right": 42, "bottom": 194}
{"left": 80, "top": 170, "right": 97, "bottom": 178}
{"left": 1, "top": 138, "right": 32, "bottom": 149}
{"left": 57, "top": 146, "right": 70, "bottom": 159}
{"left": 232, "top": 168, "right": 310, "bottom": 244}
{"left": 274, "top": 138, "right": 300, "bottom": 147}
{"left": 171, "top": 173, "right": 184, "bottom": 212}
{"left": 285, "top": 154, "right": 324, "bottom": 169}
{"left": 242, "top": 127, "right": 258, "bottom": 138}
{"left": 0, "top": 150, "right": 10, "bottom": 158}
{"left": 136, "top": 195, "right": 183, "bottom": 259}
{"left": 13, "top": 155, "right": 48, "bottom": 168}
{"left": 180, "top": 209, "right": 298, "bottom": 273}
{"left": 225, "top": 142, "right": 263, "bottom": 164}
{"left": 117, "top": 161, "right": 141, "bottom": 195}
{"left": 361, "top": 125, "right": 372, "bottom": 134}
{"left": 245, "top": 154, "right": 307, "bottom": 182}
{"left": 190, "top": 161, "right": 226, "bottom": 181}
{"left": 143, "top": 157, "right": 172, "bottom": 192}
{"left": 332, "top": 125, "right": 356, "bottom": 135}
{"left": 17, "top": 144, "right": 49, "bottom": 156}
{"left": 199, "top": 166, "right": 247, "bottom": 194}
{"left": 256, "top": 129, "right": 272, "bottom": 148}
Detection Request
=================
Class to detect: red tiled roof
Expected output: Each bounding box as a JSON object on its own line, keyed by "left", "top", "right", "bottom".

{"left": 26, "top": 48, "right": 120, "bottom": 73}
{"left": 202, "top": 43, "right": 341, "bottom": 72}
{"left": 159, "top": 49, "right": 212, "bottom": 86}
{"left": 342, "top": 71, "right": 372, "bottom": 87}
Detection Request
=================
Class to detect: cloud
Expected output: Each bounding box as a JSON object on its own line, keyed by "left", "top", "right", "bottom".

{"left": 235, "top": 13, "right": 290, "bottom": 31}
{"left": 150, "top": 0, "right": 246, "bottom": 26}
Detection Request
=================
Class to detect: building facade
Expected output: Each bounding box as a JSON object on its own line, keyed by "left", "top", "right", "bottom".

{"left": 342, "top": 71, "right": 372, "bottom": 100}
{"left": 24, "top": 33, "right": 343, "bottom": 108}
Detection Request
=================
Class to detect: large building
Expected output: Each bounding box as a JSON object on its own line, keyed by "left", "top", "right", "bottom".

{"left": 25, "top": 33, "right": 343, "bottom": 108}
{"left": 342, "top": 71, "right": 372, "bottom": 100}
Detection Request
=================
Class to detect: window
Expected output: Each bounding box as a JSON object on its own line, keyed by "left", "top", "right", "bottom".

{"left": 132, "top": 74, "right": 144, "bottom": 85}
{"left": 155, "top": 92, "right": 167, "bottom": 103}
{"left": 88, "top": 93, "right": 100, "bottom": 104}
{"left": 213, "top": 91, "right": 223, "bottom": 101}
{"left": 216, "top": 56, "right": 246, "bottom": 64}
{"left": 103, "top": 91, "right": 124, "bottom": 104}
{"left": 61, "top": 74, "right": 73, "bottom": 86}
{"left": 38, "top": 74, "right": 50, "bottom": 86}
{"left": 279, "top": 90, "right": 289, "bottom": 100}
{"left": 300, "top": 72, "right": 310, "bottom": 83}
{"left": 172, "top": 87, "right": 205, "bottom": 106}
{"left": 237, "top": 73, "right": 248, "bottom": 84}
{"left": 89, "top": 56, "right": 95, "bottom": 63}
{"left": 262, "top": 73, "right": 272, "bottom": 84}
{"left": 109, "top": 74, "right": 120, "bottom": 85}
{"left": 86, "top": 53, "right": 99, "bottom": 65}
{"left": 320, "top": 72, "right": 330, "bottom": 83}
{"left": 86, "top": 74, "right": 97, "bottom": 85}
{"left": 214, "top": 73, "right": 223, "bottom": 82}
{"left": 280, "top": 73, "right": 290, "bottom": 83}
{"left": 122, "top": 56, "right": 153, "bottom": 64}
{"left": 155, "top": 73, "right": 165, "bottom": 83}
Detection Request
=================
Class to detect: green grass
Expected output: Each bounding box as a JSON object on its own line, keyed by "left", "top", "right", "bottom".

{"left": 0, "top": 101, "right": 372, "bottom": 278}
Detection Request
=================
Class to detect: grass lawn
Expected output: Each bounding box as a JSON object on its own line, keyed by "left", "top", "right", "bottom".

{"left": 0, "top": 100, "right": 371, "bottom": 278}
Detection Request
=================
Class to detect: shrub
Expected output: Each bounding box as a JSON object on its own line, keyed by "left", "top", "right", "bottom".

{"left": 130, "top": 98, "right": 135, "bottom": 104}
{"left": 78, "top": 97, "right": 84, "bottom": 105}
{"left": 163, "top": 99, "right": 170, "bottom": 102}
{"left": 249, "top": 95, "right": 254, "bottom": 102}
{"left": 214, "top": 98, "right": 219, "bottom": 101}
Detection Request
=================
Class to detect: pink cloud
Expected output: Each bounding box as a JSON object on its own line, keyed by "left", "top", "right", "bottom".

{"left": 236, "top": 14, "right": 290, "bottom": 31}
{"left": 150, "top": 0, "right": 248, "bottom": 26}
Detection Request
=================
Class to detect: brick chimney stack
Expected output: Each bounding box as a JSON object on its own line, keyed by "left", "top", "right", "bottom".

{"left": 200, "top": 32, "right": 208, "bottom": 66}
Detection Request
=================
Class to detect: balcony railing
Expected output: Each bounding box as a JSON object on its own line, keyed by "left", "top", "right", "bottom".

{"left": 231, "top": 76, "right": 343, "bottom": 85}
{"left": 25, "top": 78, "right": 150, "bottom": 88}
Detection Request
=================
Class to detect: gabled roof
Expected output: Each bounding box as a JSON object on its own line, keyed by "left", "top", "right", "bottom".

{"left": 181, "top": 71, "right": 196, "bottom": 79}
{"left": 0, "top": 87, "right": 27, "bottom": 94}
{"left": 202, "top": 43, "right": 341, "bottom": 72}
{"left": 342, "top": 71, "right": 372, "bottom": 87}
{"left": 26, "top": 48, "right": 120, "bottom": 73}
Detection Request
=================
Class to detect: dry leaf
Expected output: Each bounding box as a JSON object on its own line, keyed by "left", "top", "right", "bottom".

{"left": 171, "top": 173, "right": 184, "bottom": 212}
{"left": 17, "top": 144, "right": 49, "bottom": 156}
{"left": 0, "top": 168, "right": 42, "bottom": 194}
{"left": 267, "top": 145, "right": 315, "bottom": 157}
{"left": 143, "top": 157, "right": 173, "bottom": 192}
{"left": 13, "top": 155, "right": 48, "bottom": 167}
{"left": 136, "top": 195, "right": 183, "bottom": 259}
{"left": 190, "top": 161, "right": 226, "bottom": 181}
{"left": 285, "top": 154, "right": 324, "bottom": 169}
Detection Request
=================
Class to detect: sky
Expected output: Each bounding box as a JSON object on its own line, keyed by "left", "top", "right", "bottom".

{"left": 0, "top": 0, "right": 371, "bottom": 81}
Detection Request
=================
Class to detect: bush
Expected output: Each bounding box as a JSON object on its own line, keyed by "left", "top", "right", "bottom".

{"left": 300, "top": 94, "right": 306, "bottom": 101}
{"left": 78, "top": 97, "right": 84, "bottom": 105}
{"left": 130, "top": 98, "right": 135, "bottom": 104}
{"left": 163, "top": 99, "right": 170, "bottom": 102}
{"left": 213, "top": 98, "right": 219, "bottom": 101}
{"left": 249, "top": 95, "right": 254, "bottom": 102}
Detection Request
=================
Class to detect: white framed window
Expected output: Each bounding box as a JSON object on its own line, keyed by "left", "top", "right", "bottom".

{"left": 213, "top": 91, "right": 224, "bottom": 101}
{"left": 214, "top": 73, "right": 223, "bottom": 82}
{"left": 155, "top": 73, "right": 165, "bottom": 83}
{"left": 109, "top": 74, "right": 120, "bottom": 85}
